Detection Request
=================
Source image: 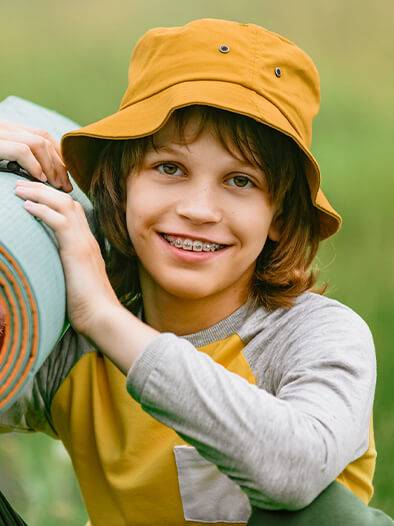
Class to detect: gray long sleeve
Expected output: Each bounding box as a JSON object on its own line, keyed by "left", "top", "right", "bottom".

{"left": 126, "top": 293, "right": 376, "bottom": 510}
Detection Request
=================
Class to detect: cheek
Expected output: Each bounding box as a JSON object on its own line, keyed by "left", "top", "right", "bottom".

{"left": 125, "top": 179, "right": 167, "bottom": 246}
{"left": 125, "top": 196, "right": 138, "bottom": 240}
{"left": 243, "top": 229, "right": 268, "bottom": 261}
{"left": 232, "top": 201, "right": 274, "bottom": 250}
{"left": 125, "top": 184, "right": 146, "bottom": 247}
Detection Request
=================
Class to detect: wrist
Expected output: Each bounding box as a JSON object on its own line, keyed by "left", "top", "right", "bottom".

{"left": 82, "top": 301, "right": 159, "bottom": 375}
{"left": 83, "top": 299, "right": 126, "bottom": 344}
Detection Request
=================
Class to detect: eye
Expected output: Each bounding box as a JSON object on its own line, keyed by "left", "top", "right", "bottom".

{"left": 156, "top": 163, "right": 184, "bottom": 177}
{"left": 226, "top": 175, "right": 255, "bottom": 189}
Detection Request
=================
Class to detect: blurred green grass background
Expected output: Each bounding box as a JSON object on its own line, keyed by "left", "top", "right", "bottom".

{"left": 0, "top": 1, "right": 393, "bottom": 524}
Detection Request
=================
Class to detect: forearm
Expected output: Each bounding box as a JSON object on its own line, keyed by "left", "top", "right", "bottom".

{"left": 87, "top": 307, "right": 328, "bottom": 507}
{"left": 87, "top": 301, "right": 375, "bottom": 510}
{"left": 126, "top": 333, "right": 366, "bottom": 509}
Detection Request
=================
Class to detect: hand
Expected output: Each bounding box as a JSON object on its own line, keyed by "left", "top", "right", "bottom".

{"left": 14, "top": 179, "right": 120, "bottom": 338}
{"left": 0, "top": 119, "right": 72, "bottom": 192}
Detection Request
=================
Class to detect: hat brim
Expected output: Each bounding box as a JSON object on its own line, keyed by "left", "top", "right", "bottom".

{"left": 61, "top": 80, "right": 341, "bottom": 239}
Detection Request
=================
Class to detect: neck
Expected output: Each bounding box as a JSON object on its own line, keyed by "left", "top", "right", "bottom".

{"left": 139, "top": 273, "right": 250, "bottom": 336}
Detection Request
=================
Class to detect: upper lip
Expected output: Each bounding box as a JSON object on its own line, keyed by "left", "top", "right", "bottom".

{"left": 160, "top": 232, "right": 230, "bottom": 245}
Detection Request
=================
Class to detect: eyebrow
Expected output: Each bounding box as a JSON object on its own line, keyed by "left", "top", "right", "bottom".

{"left": 149, "top": 144, "right": 190, "bottom": 155}
{"left": 149, "top": 144, "right": 257, "bottom": 165}
{"left": 147, "top": 143, "right": 264, "bottom": 176}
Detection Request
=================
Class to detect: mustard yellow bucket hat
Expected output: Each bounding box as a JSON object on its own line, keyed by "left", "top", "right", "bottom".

{"left": 62, "top": 18, "right": 341, "bottom": 239}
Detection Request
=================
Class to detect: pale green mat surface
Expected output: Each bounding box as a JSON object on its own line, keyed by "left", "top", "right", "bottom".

{"left": 0, "top": 96, "right": 94, "bottom": 412}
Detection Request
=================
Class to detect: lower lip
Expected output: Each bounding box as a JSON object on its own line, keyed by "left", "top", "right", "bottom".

{"left": 157, "top": 234, "right": 230, "bottom": 262}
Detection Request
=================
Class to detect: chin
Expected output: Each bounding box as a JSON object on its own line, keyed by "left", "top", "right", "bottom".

{"left": 160, "top": 279, "right": 220, "bottom": 301}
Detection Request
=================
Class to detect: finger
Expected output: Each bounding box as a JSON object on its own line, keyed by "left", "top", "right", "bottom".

{"left": 26, "top": 135, "right": 71, "bottom": 192}
{"left": 46, "top": 142, "right": 72, "bottom": 192}
{"left": 0, "top": 131, "right": 55, "bottom": 181}
{"left": 19, "top": 192, "right": 85, "bottom": 252}
{"left": 0, "top": 124, "right": 72, "bottom": 191}
{"left": 26, "top": 133, "right": 72, "bottom": 192}
{"left": 0, "top": 131, "right": 70, "bottom": 189}
{"left": 0, "top": 139, "right": 47, "bottom": 181}
{"left": 14, "top": 179, "right": 75, "bottom": 212}
{"left": 0, "top": 121, "right": 62, "bottom": 157}
{"left": 41, "top": 138, "right": 63, "bottom": 189}
{"left": 23, "top": 199, "right": 67, "bottom": 236}
{"left": 29, "top": 127, "right": 62, "bottom": 157}
{"left": 23, "top": 132, "right": 58, "bottom": 184}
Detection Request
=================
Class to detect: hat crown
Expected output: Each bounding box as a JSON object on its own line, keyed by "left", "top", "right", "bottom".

{"left": 62, "top": 18, "right": 341, "bottom": 239}
{"left": 120, "top": 18, "right": 320, "bottom": 146}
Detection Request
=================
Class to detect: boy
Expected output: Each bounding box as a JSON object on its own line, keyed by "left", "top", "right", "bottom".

{"left": 1, "top": 18, "right": 392, "bottom": 525}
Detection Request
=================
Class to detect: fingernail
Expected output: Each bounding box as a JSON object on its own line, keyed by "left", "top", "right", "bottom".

{"left": 40, "top": 173, "right": 48, "bottom": 182}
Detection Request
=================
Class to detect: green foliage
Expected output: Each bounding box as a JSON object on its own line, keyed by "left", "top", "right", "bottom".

{"left": 0, "top": 433, "right": 87, "bottom": 525}
{"left": 1, "top": 1, "right": 393, "bottom": 523}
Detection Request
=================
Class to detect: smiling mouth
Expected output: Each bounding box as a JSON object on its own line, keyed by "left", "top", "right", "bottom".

{"left": 160, "top": 234, "right": 227, "bottom": 252}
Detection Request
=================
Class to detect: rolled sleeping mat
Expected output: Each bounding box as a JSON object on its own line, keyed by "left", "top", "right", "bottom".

{"left": 248, "top": 481, "right": 394, "bottom": 525}
{"left": 0, "top": 96, "right": 95, "bottom": 413}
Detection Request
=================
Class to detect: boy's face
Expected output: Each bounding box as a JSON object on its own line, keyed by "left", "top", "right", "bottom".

{"left": 125, "top": 115, "right": 278, "bottom": 305}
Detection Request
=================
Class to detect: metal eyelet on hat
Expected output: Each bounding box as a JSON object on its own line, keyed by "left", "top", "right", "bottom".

{"left": 275, "top": 67, "right": 282, "bottom": 78}
{"left": 218, "top": 44, "right": 230, "bottom": 53}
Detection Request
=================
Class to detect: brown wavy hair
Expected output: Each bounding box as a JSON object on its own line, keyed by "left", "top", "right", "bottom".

{"left": 90, "top": 105, "right": 322, "bottom": 313}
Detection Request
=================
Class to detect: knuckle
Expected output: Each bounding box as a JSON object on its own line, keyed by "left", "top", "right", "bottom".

{"left": 58, "top": 215, "right": 68, "bottom": 228}
{"left": 16, "top": 143, "right": 32, "bottom": 158}
{"left": 63, "top": 194, "right": 76, "bottom": 208}
{"left": 34, "top": 128, "right": 51, "bottom": 140}
{"left": 58, "top": 162, "right": 68, "bottom": 174}
{"left": 31, "top": 136, "right": 47, "bottom": 150}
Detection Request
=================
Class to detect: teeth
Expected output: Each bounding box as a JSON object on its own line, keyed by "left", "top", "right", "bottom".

{"left": 193, "top": 240, "right": 203, "bottom": 252}
{"left": 163, "top": 234, "right": 222, "bottom": 252}
{"left": 183, "top": 239, "right": 193, "bottom": 251}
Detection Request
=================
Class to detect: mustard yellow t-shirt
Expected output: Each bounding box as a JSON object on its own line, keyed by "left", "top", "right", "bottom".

{"left": 2, "top": 293, "right": 377, "bottom": 525}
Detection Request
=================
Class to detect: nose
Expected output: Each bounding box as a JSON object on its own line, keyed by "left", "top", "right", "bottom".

{"left": 175, "top": 183, "right": 223, "bottom": 224}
